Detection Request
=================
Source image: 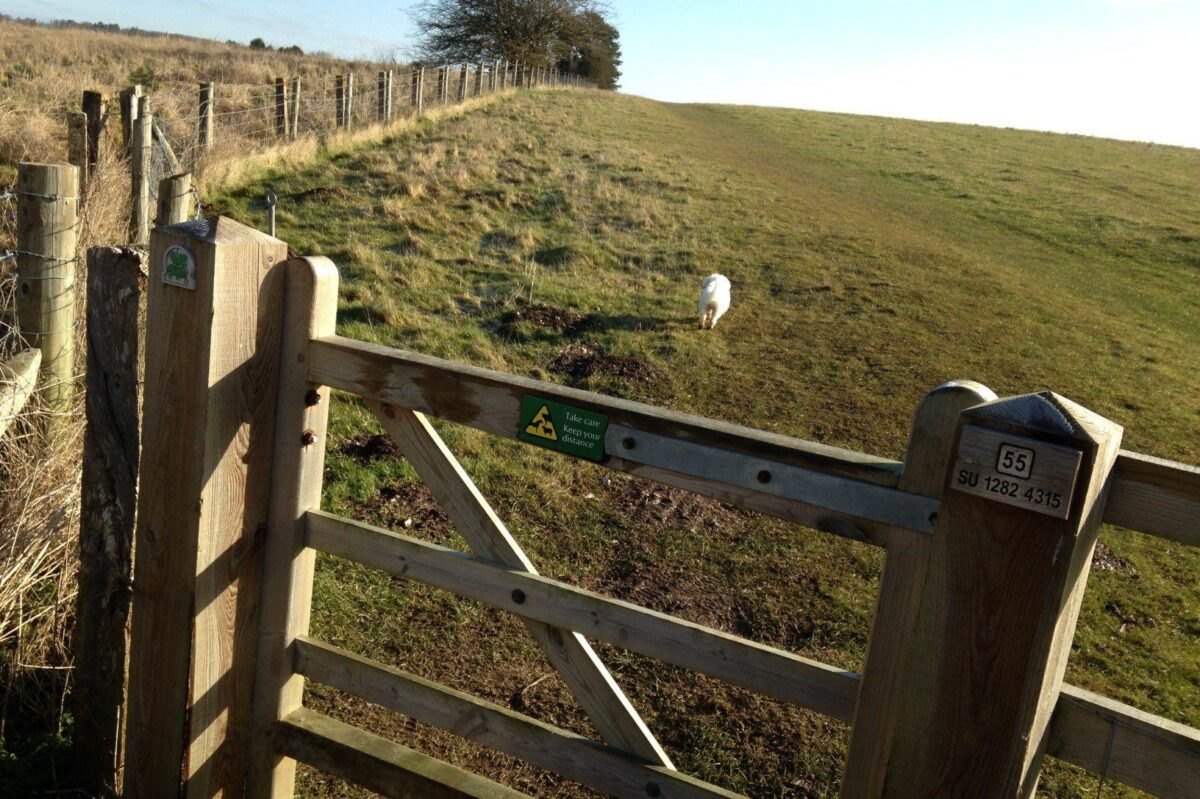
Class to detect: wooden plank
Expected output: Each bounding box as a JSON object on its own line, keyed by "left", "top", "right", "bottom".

{"left": 306, "top": 337, "right": 925, "bottom": 546}
{"left": 368, "top": 404, "right": 672, "bottom": 767}
{"left": 1107, "top": 450, "right": 1200, "bottom": 547}
{"left": 1047, "top": 684, "right": 1200, "bottom": 799}
{"left": 151, "top": 118, "right": 180, "bottom": 175}
{"left": 883, "top": 392, "right": 1123, "bottom": 798}
{"left": 124, "top": 217, "right": 288, "bottom": 798}
{"left": 81, "top": 90, "right": 106, "bottom": 177}
{"left": 15, "top": 162, "right": 78, "bottom": 431}
{"left": 74, "top": 246, "right": 145, "bottom": 798}
{"left": 295, "top": 638, "right": 745, "bottom": 799}
{"left": 130, "top": 97, "right": 151, "bottom": 245}
{"left": 842, "top": 380, "right": 995, "bottom": 798}
{"left": 67, "top": 111, "right": 88, "bottom": 184}
{"left": 247, "top": 258, "right": 339, "bottom": 799}
{"left": 198, "top": 82, "right": 214, "bottom": 150}
{"left": 155, "top": 172, "right": 192, "bottom": 227}
{"left": 276, "top": 708, "right": 528, "bottom": 799}
{"left": 0, "top": 348, "right": 41, "bottom": 441}
{"left": 306, "top": 509, "right": 861, "bottom": 721}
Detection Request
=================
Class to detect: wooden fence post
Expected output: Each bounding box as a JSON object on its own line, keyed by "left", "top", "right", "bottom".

{"left": 288, "top": 77, "right": 301, "bottom": 139}
{"left": 119, "top": 84, "right": 143, "bottom": 154}
{"left": 274, "top": 77, "right": 288, "bottom": 139}
{"left": 412, "top": 67, "right": 425, "bottom": 115}
{"left": 458, "top": 66, "right": 469, "bottom": 102}
{"left": 335, "top": 75, "right": 346, "bottom": 129}
{"left": 377, "top": 70, "right": 388, "bottom": 121}
{"left": 67, "top": 112, "right": 88, "bottom": 185}
{"left": 385, "top": 70, "right": 393, "bottom": 121}
{"left": 15, "top": 162, "right": 79, "bottom": 433}
{"left": 156, "top": 172, "right": 193, "bottom": 227}
{"left": 345, "top": 73, "right": 355, "bottom": 129}
{"left": 130, "top": 96, "right": 152, "bottom": 246}
{"left": 246, "top": 257, "right": 339, "bottom": 798}
{"left": 198, "top": 82, "right": 214, "bottom": 151}
{"left": 842, "top": 381, "right": 996, "bottom": 798}
{"left": 475, "top": 62, "right": 485, "bottom": 96}
{"left": 82, "top": 90, "right": 106, "bottom": 177}
{"left": 124, "top": 217, "right": 289, "bottom": 798}
{"left": 436, "top": 66, "right": 447, "bottom": 104}
{"left": 880, "top": 392, "right": 1122, "bottom": 797}
{"left": 492, "top": 60, "right": 500, "bottom": 91}
{"left": 75, "top": 245, "right": 146, "bottom": 799}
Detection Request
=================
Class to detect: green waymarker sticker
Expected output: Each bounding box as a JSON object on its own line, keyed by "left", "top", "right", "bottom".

{"left": 518, "top": 395, "right": 608, "bottom": 461}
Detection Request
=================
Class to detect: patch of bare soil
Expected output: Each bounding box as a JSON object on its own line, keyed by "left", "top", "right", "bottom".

{"left": 338, "top": 433, "right": 403, "bottom": 463}
{"left": 356, "top": 481, "right": 454, "bottom": 543}
{"left": 497, "top": 303, "right": 590, "bottom": 335}
{"left": 1092, "top": 540, "right": 1137, "bottom": 574}
{"left": 548, "top": 342, "right": 661, "bottom": 384}
{"left": 1104, "top": 600, "right": 1156, "bottom": 631}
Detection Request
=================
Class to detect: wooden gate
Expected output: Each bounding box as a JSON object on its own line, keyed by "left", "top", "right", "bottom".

{"left": 123, "top": 220, "right": 1199, "bottom": 798}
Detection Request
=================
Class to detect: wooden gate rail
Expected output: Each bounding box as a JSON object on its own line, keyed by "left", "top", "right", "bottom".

{"left": 303, "top": 508, "right": 1198, "bottom": 797}
{"left": 274, "top": 707, "right": 528, "bottom": 798}
{"left": 293, "top": 637, "right": 743, "bottom": 799}
{"left": 306, "top": 509, "right": 861, "bottom": 720}
{"left": 306, "top": 336, "right": 1200, "bottom": 549}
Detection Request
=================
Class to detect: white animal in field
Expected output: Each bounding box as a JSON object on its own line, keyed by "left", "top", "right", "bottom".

{"left": 698, "top": 274, "right": 731, "bottom": 329}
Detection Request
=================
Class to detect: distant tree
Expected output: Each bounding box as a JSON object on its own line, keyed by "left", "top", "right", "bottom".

{"left": 249, "top": 37, "right": 269, "bottom": 50}
{"left": 557, "top": 10, "right": 620, "bottom": 88}
{"left": 281, "top": 44, "right": 305, "bottom": 55}
{"left": 413, "top": 0, "right": 612, "bottom": 70}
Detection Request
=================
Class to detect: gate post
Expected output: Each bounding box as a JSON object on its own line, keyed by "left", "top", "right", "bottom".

{"left": 124, "top": 217, "right": 288, "bottom": 798}
{"left": 880, "top": 392, "right": 1122, "bottom": 797}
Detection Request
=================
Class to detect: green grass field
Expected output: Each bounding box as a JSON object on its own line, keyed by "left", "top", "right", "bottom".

{"left": 209, "top": 89, "right": 1199, "bottom": 797}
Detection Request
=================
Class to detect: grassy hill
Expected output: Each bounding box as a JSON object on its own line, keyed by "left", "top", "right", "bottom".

{"left": 206, "top": 90, "right": 1199, "bottom": 797}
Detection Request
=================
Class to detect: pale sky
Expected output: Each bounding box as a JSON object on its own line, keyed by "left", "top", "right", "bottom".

{"left": 5, "top": 0, "right": 1198, "bottom": 147}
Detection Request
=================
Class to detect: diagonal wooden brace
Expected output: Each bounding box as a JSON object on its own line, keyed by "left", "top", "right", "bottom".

{"left": 367, "top": 401, "right": 674, "bottom": 768}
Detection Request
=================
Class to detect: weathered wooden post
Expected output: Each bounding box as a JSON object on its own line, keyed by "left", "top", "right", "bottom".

{"left": 345, "top": 72, "right": 355, "bottom": 129}
{"left": 198, "top": 82, "right": 214, "bottom": 151}
{"left": 124, "top": 217, "right": 289, "bottom": 798}
{"left": 274, "top": 77, "right": 288, "bottom": 139}
{"left": 335, "top": 75, "right": 346, "bottom": 129}
{"left": 878, "top": 392, "right": 1122, "bottom": 797}
{"left": 288, "top": 77, "right": 301, "bottom": 139}
{"left": 82, "top": 90, "right": 106, "bottom": 177}
{"left": 457, "top": 65, "right": 469, "bottom": 102}
{"left": 377, "top": 70, "right": 389, "bottom": 122}
{"left": 130, "top": 96, "right": 152, "bottom": 245}
{"left": 67, "top": 112, "right": 88, "bottom": 185}
{"left": 75, "top": 244, "right": 146, "bottom": 799}
{"left": 156, "top": 173, "right": 193, "bottom": 226}
{"left": 492, "top": 60, "right": 501, "bottom": 91}
{"left": 412, "top": 66, "right": 425, "bottom": 115}
{"left": 119, "top": 84, "right": 143, "bottom": 153}
{"left": 475, "top": 61, "right": 485, "bottom": 96}
{"left": 842, "top": 381, "right": 997, "bottom": 798}
{"left": 436, "top": 66, "right": 447, "bottom": 104}
{"left": 15, "top": 162, "right": 79, "bottom": 430}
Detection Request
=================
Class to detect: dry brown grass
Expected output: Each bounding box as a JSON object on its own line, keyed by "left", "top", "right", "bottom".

{"left": 0, "top": 18, "right": 533, "bottom": 783}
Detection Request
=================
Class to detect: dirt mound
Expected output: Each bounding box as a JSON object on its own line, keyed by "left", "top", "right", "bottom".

{"left": 1092, "top": 540, "right": 1136, "bottom": 574}
{"left": 497, "top": 303, "right": 589, "bottom": 335}
{"left": 338, "top": 433, "right": 403, "bottom": 463}
{"left": 548, "top": 342, "right": 660, "bottom": 384}
{"left": 356, "top": 480, "right": 454, "bottom": 543}
{"left": 610, "top": 480, "right": 738, "bottom": 532}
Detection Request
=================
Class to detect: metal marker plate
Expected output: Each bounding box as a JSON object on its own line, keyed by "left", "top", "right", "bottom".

{"left": 162, "top": 244, "right": 197, "bottom": 290}
{"left": 950, "top": 425, "right": 1083, "bottom": 519}
{"left": 518, "top": 396, "right": 608, "bottom": 461}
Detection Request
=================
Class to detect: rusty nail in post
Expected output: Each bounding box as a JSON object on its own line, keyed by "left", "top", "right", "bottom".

{"left": 300, "top": 429, "right": 318, "bottom": 447}
{"left": 304, "top": 388, "right": 322, "bottom": 407}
